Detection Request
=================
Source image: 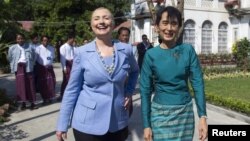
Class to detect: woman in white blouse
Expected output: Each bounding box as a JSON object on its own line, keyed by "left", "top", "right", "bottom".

{"left": 35, "top": 35, "right": 56, "bottom": 105}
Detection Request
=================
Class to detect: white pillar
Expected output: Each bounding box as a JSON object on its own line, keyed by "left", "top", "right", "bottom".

{"left": 195, "top": 25, "right": 202, "bottom": 54}
{"left": 212, "top": 28, "right": 218, "bottom": 53}
{"left": 143, "top": 18, "right": 152, "bottom": 41}
{"left": 134, "top": 20, "right": 141, "bottom": 42}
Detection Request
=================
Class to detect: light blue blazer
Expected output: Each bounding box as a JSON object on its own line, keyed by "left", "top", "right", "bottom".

{"left": 57, "top": 40, "right": 139, "bottom": 135}
{"left": 7, "top": 43, "right": 36, "bottom": 73}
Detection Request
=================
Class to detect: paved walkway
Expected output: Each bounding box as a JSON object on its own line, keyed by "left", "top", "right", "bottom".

{"left": 0, "top": 63, "right": 249, "bottom": 141}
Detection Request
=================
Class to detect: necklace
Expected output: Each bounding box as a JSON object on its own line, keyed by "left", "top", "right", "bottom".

{"left": 96, "top": 47, "right": 115, "bottom": 75}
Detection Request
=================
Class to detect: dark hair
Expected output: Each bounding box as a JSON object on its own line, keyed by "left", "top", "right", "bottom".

{"left": 155, "top": 6, "right": 182, "bottom": 27}
{"left": 142, "top": 34, "right": 147, "bottom": 39}
{"left": 41, "top": 35, "right": 49, "bottom": 40}
{"left": 117, "top": 27, "right": 130, "bottom": 35}
{"left": 67, "top": 32, "right": 75, "bottom": 40}
{"left": 30, "top": 33, "right": 38, "bottom": 39}
{"left": 158, "top": 37, "right": 162, "bottom": 44}
{"left": 16, "top": 33, "right": 25, "bottom": 39}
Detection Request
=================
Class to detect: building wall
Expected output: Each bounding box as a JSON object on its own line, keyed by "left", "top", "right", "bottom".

{"left": 241, "top": 0, "right": 250, "bottom": 8}
{"left": 229, "top": 15, "right": 250, "bottom": 48}
{"left": 131, "top": 0, "right": 250, "bottom": 54}
{"left": 184, "top": 9, "right": 230, "bottom": 54}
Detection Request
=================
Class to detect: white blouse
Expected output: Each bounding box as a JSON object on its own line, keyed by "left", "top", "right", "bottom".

{"left": 35, "top": 44, "right": 55, "bottom": 66}
{"left": 17, "top": 44, "right": 26, "bottom": 63}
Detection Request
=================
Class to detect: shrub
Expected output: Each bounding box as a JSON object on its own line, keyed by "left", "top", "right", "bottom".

{"left": 0, "top": 88, "right": 12, "bottom": 123}
{"left": 198, "top": 54, "right": 235, "bottom": 66}
{"left": 206, "top": 92, "right": 250, "bottom": 116}
{"left": 0, "top": 43, "right": 9, "bottom": 66}
{"left": 0, "top": 43, "right": 10, "bottom": 74}
{"left": 232, "top": 38, "right": 250, "bottom": 71}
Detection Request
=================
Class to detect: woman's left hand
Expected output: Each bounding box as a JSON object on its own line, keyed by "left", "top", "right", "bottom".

{"left": 198, "top": 117, "right": 208, "bottom": 141}
{"left": 124, "top": 96, "right": 132, "bottom": 110}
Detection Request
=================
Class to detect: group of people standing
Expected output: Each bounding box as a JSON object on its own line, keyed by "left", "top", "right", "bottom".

{"left": 8, "top": 33, "right": 57, "bottom": 110}
{"left": 7, "top": 30, "right": 79, "bottom": 109}
{"left": 55, "top": 6, "right": 208, "bottom": 141}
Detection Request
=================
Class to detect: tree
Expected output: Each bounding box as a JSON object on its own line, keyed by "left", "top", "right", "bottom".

{"left": 31, "top": 0, "right": 131, "bottom": 44}
{"left": 1, "top": 0, "right": 131, "bottom": 44}
{"left": 0, "top": 0, "right": 31, "bottom": 67}
{"left": 233, "top": 38, "right": 250, "bottom": 71}
{"left": 176, "top": 0, "right": 184, "bottom": 44}
{"left": 0, "top": 0, "right": 33, "bottom": 42}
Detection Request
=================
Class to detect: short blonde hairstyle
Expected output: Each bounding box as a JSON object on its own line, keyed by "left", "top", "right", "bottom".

{"left": 91, "top": 7, "right": 115, "bottom": 26}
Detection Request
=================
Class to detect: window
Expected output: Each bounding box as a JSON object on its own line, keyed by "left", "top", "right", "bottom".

{"left": 201, "top": 20, "right": 213, "bottom": 54}
{"left": 183, "top": 20, "right": 195, "bottom": 47}
{"left": 218, "top": 22, "right": 228, "bottom": 53}
{"left": 233, "top": 28, "right": 238, "bottom": 42}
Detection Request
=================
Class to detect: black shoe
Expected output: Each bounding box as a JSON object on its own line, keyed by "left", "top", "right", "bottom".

{"left": 30, "top": 103, "right": 39, "bottom": 110}
{"left": 42, "top": 99, "right": 53, "bottom": 105}
{"left": 49, "top": 99, "right": 53, "bottom": 104}
{"left": 22, "top": 102, "right": 26, "bottom": 109}
{"left": 42, "top": 100, "right": 49, "bottom": 106}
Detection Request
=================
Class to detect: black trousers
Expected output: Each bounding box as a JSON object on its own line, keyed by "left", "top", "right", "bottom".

{"left": 73, "top": 126, "right": 128, "bottom": 141}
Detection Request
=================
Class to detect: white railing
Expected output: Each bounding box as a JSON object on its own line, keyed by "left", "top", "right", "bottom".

{"left": 201, "top": 0, "right": 213, "bottom": 8}
{"left": 185, "top": 0, "right": 197, "bottom": 6}
{"left": 184, "top": 0, "right": 226, "bottom": 11}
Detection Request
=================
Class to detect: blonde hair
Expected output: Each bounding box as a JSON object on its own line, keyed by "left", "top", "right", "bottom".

{"left": 91, "top": 7, "right": 115, "bottom": 25}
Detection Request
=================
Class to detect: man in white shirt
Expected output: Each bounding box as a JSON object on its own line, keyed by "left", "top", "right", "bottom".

{"left": 58, "top": 33, "right": 75, "bottom": 101}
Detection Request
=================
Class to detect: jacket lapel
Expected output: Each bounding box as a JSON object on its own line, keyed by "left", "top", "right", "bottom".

{"left": 111, "top": 42, "right": 126, "bottom": 77}
{"left": 86, "top": 42, "right": 111, "bottom": 79}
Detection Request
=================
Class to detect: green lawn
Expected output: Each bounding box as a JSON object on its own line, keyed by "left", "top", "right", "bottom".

{"left": 205, "top": 77, "right": 250, "bottom": 103}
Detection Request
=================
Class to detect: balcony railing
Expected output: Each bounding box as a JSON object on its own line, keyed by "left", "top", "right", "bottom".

{"left": 202, "top": 0, "right": 213, "bottom": 8}
{"left": 185, "top": 0, "right": 196, "bottom": 6}
{"left": 185, "top": 0, "right": 226, "bottom": 11}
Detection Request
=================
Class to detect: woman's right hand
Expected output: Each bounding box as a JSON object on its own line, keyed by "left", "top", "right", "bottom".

{"left": 144, "top": 127, "right": 153, "bottom": 141}
{"left": 56, "top": 131, "right": 67, "bottom": 141}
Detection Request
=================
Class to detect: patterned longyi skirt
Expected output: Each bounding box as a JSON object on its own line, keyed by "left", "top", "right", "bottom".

{"left": 151, "top": 100, "right": 195, "bottom": 141}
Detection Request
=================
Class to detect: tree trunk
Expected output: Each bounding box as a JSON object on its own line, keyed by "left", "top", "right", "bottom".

{"left": 176, "top": 0, "right": 184, "bottom": 44}
{"left": 146, "top": 0, "right": 156, "bottom": 24}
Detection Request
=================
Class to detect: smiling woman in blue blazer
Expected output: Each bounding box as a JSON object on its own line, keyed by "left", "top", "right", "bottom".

{"left": 56, "top": 7, "right": 139, "bottom": 141}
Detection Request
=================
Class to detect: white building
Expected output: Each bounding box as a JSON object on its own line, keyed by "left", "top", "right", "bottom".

{"left": 130, "top": 0, "right": 250, "bottom": 54}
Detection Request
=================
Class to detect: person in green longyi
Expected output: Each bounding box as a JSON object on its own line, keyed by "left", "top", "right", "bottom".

{"left": 140, "top": 6, "right": 208, "bottom": 141}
